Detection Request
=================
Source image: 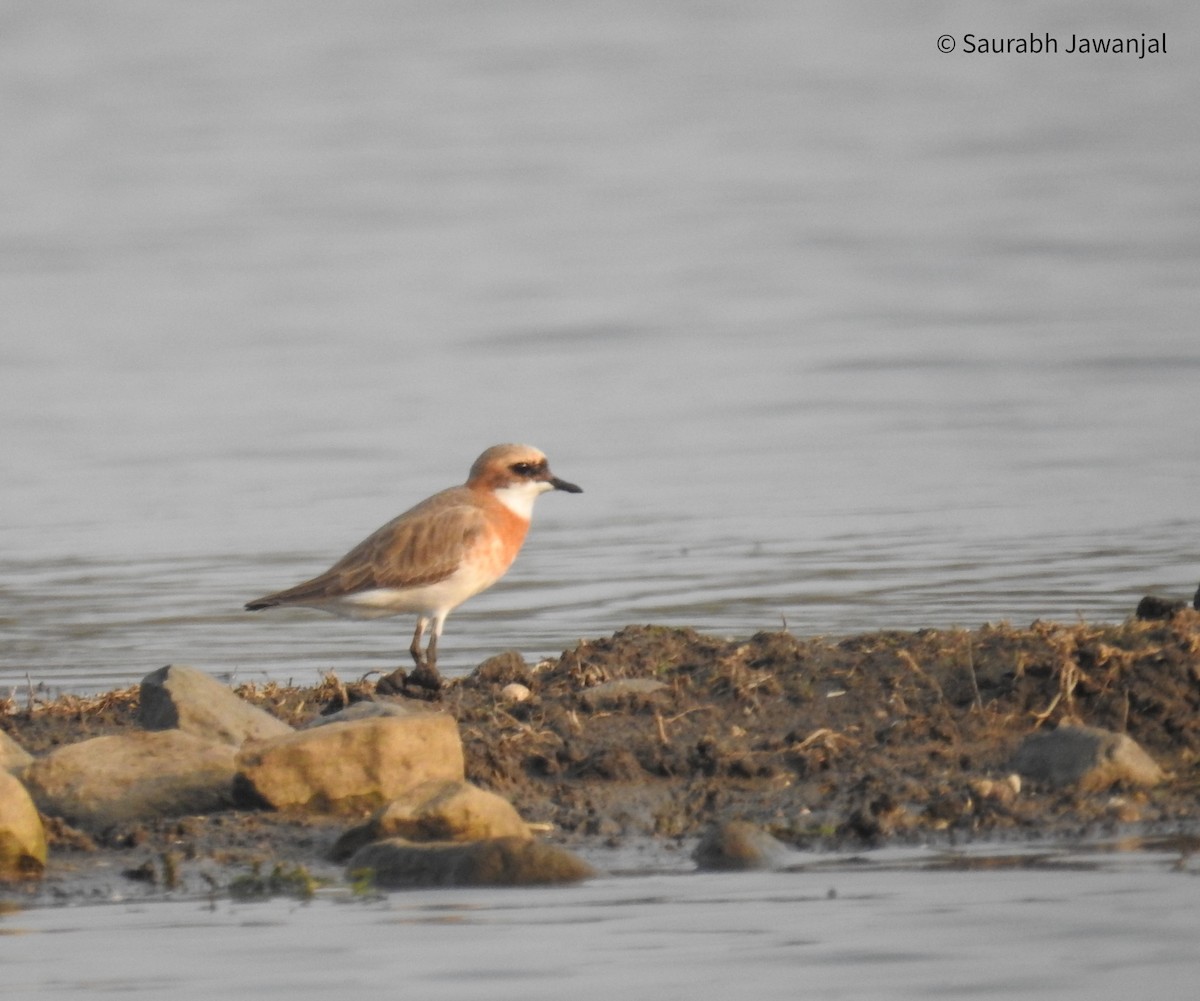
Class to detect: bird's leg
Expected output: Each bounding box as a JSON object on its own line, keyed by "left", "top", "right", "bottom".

{"left": 407, "top": 617, "right": 442, "bottom": 691}
{"left": 378, "top": 618, "right": 438, "bottom": 694}
{"left": 409, "top": 618, "right": 427, "bottom": 667}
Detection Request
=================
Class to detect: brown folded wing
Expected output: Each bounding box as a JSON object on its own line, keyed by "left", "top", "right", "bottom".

{"left": 246, "top": 488, "right": 485, "bottom": 607}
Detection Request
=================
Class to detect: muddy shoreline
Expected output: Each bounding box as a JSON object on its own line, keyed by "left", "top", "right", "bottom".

{"left": 4, "top": 614, "right": 1200, "bottom": 905}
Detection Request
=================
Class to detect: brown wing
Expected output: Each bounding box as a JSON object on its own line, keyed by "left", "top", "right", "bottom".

{"left": 246, "top": 487, "right": 486, "bottom": 608}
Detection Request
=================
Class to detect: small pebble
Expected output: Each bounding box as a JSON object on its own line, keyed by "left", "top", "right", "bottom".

{"left": 500, "top": 683, "right": 532, "bottom": 703}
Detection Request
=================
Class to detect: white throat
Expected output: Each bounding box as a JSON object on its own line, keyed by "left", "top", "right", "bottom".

{"left": 493, "top": 479, "right": 552, "bottom": 520}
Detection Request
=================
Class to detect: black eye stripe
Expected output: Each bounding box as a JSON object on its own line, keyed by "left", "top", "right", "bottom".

{"left": 511, "top": 461, "right": 544, "bottom": 476}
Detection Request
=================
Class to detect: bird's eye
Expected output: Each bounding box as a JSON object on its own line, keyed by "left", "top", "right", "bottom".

{"left": 511, "top": 462, "right": 535, "bottom": 476}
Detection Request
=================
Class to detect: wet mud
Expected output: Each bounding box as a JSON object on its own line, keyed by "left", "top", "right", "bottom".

{"left": 5, "top": 613, "right": 1200, "bottom": 902}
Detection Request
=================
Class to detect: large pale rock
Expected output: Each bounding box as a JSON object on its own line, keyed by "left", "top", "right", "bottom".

{"left": 1011, "top": 724, "right": 1164, "bottom": 792}
{"left": 235, "top": 713, "right": 464, "bottom": 813}
{"left": 0, "top": 770, "right": 47, "bottom": 878}
{"left": 24, "top": 731, "right": 237, "bottom": 831}
{"left": 347, "top": 836, "right": 594, "bottom": 888}
{"left": 329, "top": 780, "right": 531, "bottom": 861}
{"left": 140, "top": 664, "right": 292, "bottom": 745}
{"left": 1, "top": 729, "right": 33, "bottom": 776}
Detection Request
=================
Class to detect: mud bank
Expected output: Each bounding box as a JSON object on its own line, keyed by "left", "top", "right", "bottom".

{"left": 4, "top": 615, "right": 1200, "bottom": 904}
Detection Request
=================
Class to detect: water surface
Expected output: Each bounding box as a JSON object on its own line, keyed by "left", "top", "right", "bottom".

{"left": 4, "top": 4, "right": 1200, "bottom": 995}
{"left": 3, "top": 3, "right": 1198, "bottom": 697}
{"left": 4, "top": 844, "right": 1198, "bottom": 1000}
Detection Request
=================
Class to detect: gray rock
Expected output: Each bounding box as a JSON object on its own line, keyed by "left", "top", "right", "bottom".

{"left": 301, "top": 699, "right": 430, "bottom": 728}
{"left": 693, "top": 820, "right": 793, "bottom": 871}
{"left": 347, "top": 836, "right": 595, "bottom": 888}
{"left": 329, "top": 779, "right": 532, "bottom": 861}
{"left": 1011, "top": 724, "right": 1164, "bottom": 792}
{"left": 140, "top": 664, "right": 293, "bottom": 746}
{"left": 24, "top": 730, "right": 237, "bottom": 831}
{"left": 580, "top": 677, "right": 669, "bottom": 710}
{"left": 0, "top": 770, "right": 46, "bottom": 878}
{"left": 235, "top": 712, "right": 464, "bottom": 813}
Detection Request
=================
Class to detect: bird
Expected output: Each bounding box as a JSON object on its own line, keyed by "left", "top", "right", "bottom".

{"left": 245, "top": 443, "right": 581, "bottom": 690}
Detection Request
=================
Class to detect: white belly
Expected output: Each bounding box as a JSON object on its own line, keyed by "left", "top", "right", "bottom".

{"left": 303, "top": 562, "right": 504, "bottom": 620}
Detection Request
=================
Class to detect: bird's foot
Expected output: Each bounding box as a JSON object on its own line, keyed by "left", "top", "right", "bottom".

{"left": 375, "top": 662, "right": 443, "bottom": 698}
{"left": 374, "top": 668, "right": 408, "bottom": 696}
{"left": 407, "top": 662, "right": 443, "bottom": 693}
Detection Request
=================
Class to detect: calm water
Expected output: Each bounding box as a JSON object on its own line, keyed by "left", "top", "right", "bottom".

{"left": 4, "top": 1, "right": 1200, "bottom": 991}
{"left": 4, "top": 844, "right": 1199, "bottom": 1000}
{"left": 4, "top": 1, "right": 1200, "bottom": 693}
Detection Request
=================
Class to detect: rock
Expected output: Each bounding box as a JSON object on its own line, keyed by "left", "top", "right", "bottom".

{"left": 969, "top": 774, "right": 1022, "bottom": 807}
{"left": 693, "top": 819, "right": 793, "bottom": 871}
{"left": 347, "top": 836, "right": 594, "bottom": 888}
{"left": 24, "top": 731, "right": 237, "bottom": 831}
{"left": 139, "top": 664, "right": 293, "bottom": 745}
{"left": 1135, "top": 595, "right": 1187, "bottom": 621}
{"left": 0, "top": 771, "right": 47, "bottom": 878}
{"left": 1011, "top": 724, "right": 1164, "bottom": 792}
{"left": 1, "top": 729, "right": 33, "bottom": 776}
{"left": 329, "top": 780, "right": 532, "bottom": 861}
{"left": 301, "top": 699, "right": 428, "bottom": 728}
{"left": 579, "top": 677, "right": 669, "bottom": 710}
{"left": 500, "top": 683, "right": 532, "bottom": 703}
{"left": 467, "top": 650, "right": 533, "bottom": 688}
{"left": 234, "top": 712, "right": 464, "bottom": 813}
{"left": 1105, "top": 796, "right": 1145, "bottom": 824}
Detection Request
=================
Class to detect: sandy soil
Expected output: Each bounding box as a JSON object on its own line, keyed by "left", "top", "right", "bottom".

{"left": 4, "top": 610, "right": 1200, "bottom": 903}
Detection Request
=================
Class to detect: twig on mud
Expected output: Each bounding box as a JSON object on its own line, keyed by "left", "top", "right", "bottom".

{"left": 713, "top": 644, "right": 779, "bottom": 702}
{"left": 489, "top": 707, "right": 564, "bottom": 750}
{"left": 789, "top": 727, "right": 858, "bottom": 755}
{"left": 896, "top": 650, "right": 945, "bottom": 703}
{"left": 565, "top": 708, "right": 582, "bottom": 734}
{"left": 1030, "top": 692, "right": 1062, "bottom": 727}
{"left": 664, "top": 706, "right": 716, "bottom": 725}
{"left": 964, "top": 636, "right": 983, "bottom": 711}
{"left": 654, "top": 705, "right": 716, "bottom": 745}
{"left": 1030, "top": 632, "right": 1089, "bottom": 725}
